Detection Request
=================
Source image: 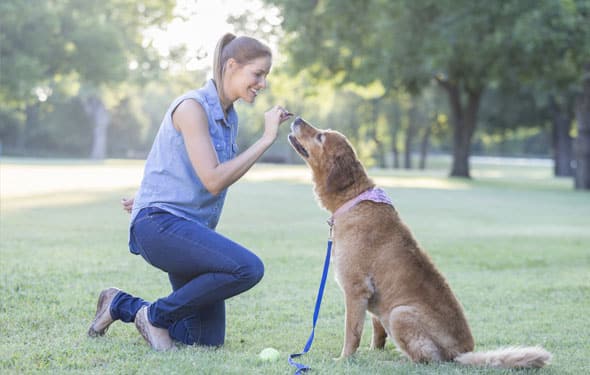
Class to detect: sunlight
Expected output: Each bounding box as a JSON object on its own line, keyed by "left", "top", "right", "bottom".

{"left": 0, "top": 161, "right": 472, "bottom": 215}
{"left": 374, "top": 176, "right": 471, "bottom": 190}
{"left": 242, "top": 164, "right": 312, "bottom": 184}
{"left": 144, "top": 0, "right": 270, "bottom": 72}
{"left": 0, "top": 163, "right": 143, "bottom": 199}
{"left": 241, "top": 164, "right": 471, "bottom": 190}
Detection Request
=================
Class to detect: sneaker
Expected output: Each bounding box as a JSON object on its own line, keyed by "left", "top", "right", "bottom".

{"left": 88, "top": 287, "right": 121, "bottom": 337}
{"left": 134, "top": 306, "right": 174, "bottom": 351}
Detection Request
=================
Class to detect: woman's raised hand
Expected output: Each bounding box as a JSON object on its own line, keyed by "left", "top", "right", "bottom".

{"left": 263, "top": 105, "right": 293, "bottom": 143}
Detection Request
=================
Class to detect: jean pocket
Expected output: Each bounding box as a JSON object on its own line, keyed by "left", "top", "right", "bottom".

{"left": 146, "top": 208, "right": 181, "bottom": 234}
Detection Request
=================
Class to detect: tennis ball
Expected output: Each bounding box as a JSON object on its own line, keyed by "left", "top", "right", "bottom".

{"left": 258, "top": 347, "right": 280, "bottom": 362}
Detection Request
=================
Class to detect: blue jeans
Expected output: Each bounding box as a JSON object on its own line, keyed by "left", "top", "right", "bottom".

{"left": 110, "top": 207, "right": 264, "bottom": 346}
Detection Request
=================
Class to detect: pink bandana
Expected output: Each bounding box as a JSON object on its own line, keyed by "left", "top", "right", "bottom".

{"left": 327, "top": 187, "right": 393, "bottom": 227}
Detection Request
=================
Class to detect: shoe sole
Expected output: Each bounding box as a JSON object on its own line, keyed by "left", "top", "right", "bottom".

{"left": 135, "top": 307, "right": 174, "bottom": 351}
{"left": 88, "top": 287, "right": 119, "bottom": 337}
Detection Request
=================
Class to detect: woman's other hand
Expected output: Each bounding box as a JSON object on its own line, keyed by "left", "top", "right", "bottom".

{"left": 121, "top": 197, "right": 134, "bottom": 214}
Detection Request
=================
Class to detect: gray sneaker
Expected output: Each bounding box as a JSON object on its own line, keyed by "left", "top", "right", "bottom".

{"left": 134, "top": 306, "right": 174, "bottom": 351}
{"left": 88, "top": 287, "right": 121, "bottom": 337}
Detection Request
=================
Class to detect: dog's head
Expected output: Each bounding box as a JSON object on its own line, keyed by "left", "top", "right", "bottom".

{"left": 288, "top": 117, "right": 372, "bottom": 209}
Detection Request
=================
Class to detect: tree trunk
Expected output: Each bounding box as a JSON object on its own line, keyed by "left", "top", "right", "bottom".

{"left": 82, "top": 95, "right": 110, "bottom": 160}
{"left": 374, "top": 136, "right": 387, "bottom": 168}
{"left": 391, "top": 139, "right": 400, "bottom": 168}
{"left": 404, "top": 105, "right": 418, "bottom": 169}
{"left": 438, "top": 80, "right": 482, "bottom": 178}
{"left": 18, "top": 103, "right": 40, "bottom": 154}
{"left": 419, "top": 124, "right": 432, "bottom": 170}
{"left": 574, "top": 63, "right": 590, "bottom": 190}
{"left": 549, "top": 96, "right": 574, "bottom": 177}
{"left": 370, "top": 99, "right": 387, "bottom": 168}
{"left": 388, "top": 104, "right": 401, "bottom": 169}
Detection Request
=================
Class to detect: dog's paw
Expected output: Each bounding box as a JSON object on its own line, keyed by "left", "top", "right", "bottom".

{"left": 333, "top": 354, "right": 356, "bottom": 362}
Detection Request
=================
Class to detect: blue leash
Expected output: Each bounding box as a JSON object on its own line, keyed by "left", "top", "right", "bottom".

{"left": 288, "top": 238, "right": 332, "bottom": 374}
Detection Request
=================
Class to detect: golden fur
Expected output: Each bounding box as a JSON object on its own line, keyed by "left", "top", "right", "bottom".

{"left": 288, "top": 117, "right": 551, "bottom": 368}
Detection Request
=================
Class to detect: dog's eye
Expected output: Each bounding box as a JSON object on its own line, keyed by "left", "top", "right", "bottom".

{"left": 316, "top": 133, "right": 325, "bottom": 143}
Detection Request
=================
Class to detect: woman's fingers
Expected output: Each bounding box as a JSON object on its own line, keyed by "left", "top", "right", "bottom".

{"left": 275, "top": 105, "right": 293, "bottom": 122}
{"left": 121, "top": 197, "right": 134, "bottom": 213}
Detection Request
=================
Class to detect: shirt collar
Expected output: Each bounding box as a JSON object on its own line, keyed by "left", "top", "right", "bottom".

{"left": 203, "top": 79, "right": 237, "bottom": 128}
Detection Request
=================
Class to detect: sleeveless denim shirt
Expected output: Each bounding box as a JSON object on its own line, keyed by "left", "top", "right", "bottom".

{"left": 130, "top": 79, "right": 239, "bottom": 243}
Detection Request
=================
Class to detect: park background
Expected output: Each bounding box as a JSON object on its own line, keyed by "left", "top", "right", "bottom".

{"left": 1, "top": 0, "right": 589, "bottom": 374}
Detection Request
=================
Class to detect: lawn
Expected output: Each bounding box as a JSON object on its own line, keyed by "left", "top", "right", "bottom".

{"left": 1, "top": 157, "right": 589, "bottom": 374}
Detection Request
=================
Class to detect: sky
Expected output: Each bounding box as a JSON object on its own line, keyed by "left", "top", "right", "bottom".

{"left": 143, "top": 0, "right": 275, "bottom": 73}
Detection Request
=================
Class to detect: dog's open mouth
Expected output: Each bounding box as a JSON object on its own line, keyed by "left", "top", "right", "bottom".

{"left": 288, "top": 134, "right": 309, "bottom": 158}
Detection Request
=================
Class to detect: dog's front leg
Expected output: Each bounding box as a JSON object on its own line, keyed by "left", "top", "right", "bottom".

{"left": 338, "top": 296, "right": 368, "bottom": 359}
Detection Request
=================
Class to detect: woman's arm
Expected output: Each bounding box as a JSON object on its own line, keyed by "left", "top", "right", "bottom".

{"left": 173, "top": 99, "right": 289, "bottom": 196}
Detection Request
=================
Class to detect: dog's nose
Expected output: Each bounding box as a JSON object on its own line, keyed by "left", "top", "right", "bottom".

{"left": 293, "top": 116, "right": 303, "bottom": 126}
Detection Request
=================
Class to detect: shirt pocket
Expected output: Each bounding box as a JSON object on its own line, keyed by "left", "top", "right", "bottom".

{"left": 214, "top": 142, "right": 227, "bottom": 162}
{"left": 209, "top": 124, "right": 227, "bottom": 162}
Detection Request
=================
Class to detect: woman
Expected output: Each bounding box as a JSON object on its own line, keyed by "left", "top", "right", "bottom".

{"left": 88, "top": 33, "right": 292, "bottom": 350}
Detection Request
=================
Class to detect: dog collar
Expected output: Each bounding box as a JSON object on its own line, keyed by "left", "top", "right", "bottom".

{"left": 327, "top": 187, "right": 393, "bottom": 230}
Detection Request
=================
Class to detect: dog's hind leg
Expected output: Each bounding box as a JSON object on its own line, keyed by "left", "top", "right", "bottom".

{"left": 388, "top": 305, "right": 444, "bottom": 363}
{"left": 370, "top": 315, "right": 387, "bottom": 350}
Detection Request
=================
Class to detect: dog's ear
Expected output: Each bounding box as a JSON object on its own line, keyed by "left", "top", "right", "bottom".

{"left": 326, "top": 150, "right": 359, "bottom": 193}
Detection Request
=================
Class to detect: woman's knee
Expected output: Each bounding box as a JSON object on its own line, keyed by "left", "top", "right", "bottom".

{"left": 169, "top": 316, "right": 225, "bottom": 347}
{"left": 238, "top": 255, "right": 264, "bottom": 287}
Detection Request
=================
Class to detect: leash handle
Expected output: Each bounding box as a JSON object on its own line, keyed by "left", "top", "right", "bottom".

{"left": 288, "top": 239, "right": 332, "bottom": 374}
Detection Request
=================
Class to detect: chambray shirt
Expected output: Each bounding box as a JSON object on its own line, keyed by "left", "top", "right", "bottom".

{"left": 130, "top": 80, "right": 239, "bottom": 245}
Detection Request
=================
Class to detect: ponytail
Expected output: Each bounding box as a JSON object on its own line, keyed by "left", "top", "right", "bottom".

{"left": 213, "top": 33, "right": 237, "bottom": 98}
{"left": 212, "top": 33, "right": 272, "bottom": 100}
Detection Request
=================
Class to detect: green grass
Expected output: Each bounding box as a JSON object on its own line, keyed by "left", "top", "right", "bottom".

{"left": 1, "top": 158, "right": 589, "bottom": 374}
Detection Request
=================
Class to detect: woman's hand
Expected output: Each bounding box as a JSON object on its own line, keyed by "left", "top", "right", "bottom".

{"left": 121, "top": 197, "right": 134, "bottom": 214}
{"left": 262, "top": 105, "right": 293, "bottom": 144}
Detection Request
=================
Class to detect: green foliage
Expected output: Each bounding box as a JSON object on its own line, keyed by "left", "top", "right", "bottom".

{"left": 0, "top": 0, "right": 173, "bottom": 102}
{"left": 509, "top": 0, "right": 590, "bottom": 89}
{"left": 1, "top": 159, "right": 589, "bottom": 373}
{"left": 2, "top": 0, "right": 588, "bottom": 167}
{"left": 40, "top": 96, "right": 94, "bottom": 156}
{"left": 0, "top": 0, "right": 175, "bottom": 154}
{"left": 262, "top": 0, "right": 590, "bottom": 176}
{"left": 270, "top": 0, "right": 550, "bottom": 92}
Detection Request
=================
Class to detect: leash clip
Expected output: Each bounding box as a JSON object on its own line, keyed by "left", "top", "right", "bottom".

{"left": 326, "top": 217, "right": 334, "bottom": 239}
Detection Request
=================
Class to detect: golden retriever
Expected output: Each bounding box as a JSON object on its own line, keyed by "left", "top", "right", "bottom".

{"left": 288, "top": 117, "right": 551, "bottom": 368}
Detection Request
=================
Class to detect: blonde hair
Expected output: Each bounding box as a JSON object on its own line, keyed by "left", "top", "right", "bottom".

{"left": 213, "top": 33, "right": 272, "bottom": 98}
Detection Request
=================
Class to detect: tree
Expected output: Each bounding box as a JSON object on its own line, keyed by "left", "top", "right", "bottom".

{"left": 506, "top": 0, "right": 590, "bottom": 188}
{"left": 264, "top": 0, "right": 590, "bottom": 180}
{"left": 477, "top": 86, "right": 552, "bottom": 156}
{"left": 575, "top": 63, "right": 590, "bottom": 189}
{"left": 0, "top": 0, "right": 175, "bottom": 158}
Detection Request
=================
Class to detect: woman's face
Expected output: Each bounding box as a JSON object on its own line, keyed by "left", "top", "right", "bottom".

{"left": 225, "top": 55, "right": 272, "bottom": 104}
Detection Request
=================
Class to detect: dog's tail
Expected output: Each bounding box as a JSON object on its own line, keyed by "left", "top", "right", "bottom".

{"left": 454, "top": 346, "right": 552, "bottom": 368}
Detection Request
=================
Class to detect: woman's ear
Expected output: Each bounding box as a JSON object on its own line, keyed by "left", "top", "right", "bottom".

{"left": 225, "top": 58, "right": 238, "bottom": 72}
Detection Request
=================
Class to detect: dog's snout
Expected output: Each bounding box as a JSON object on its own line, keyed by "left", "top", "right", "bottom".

{"left": 290, "top": 116, "right": 303, "bottom": 132}
{"left": 290, "top": 116, "right": 317, "bottom": 134}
